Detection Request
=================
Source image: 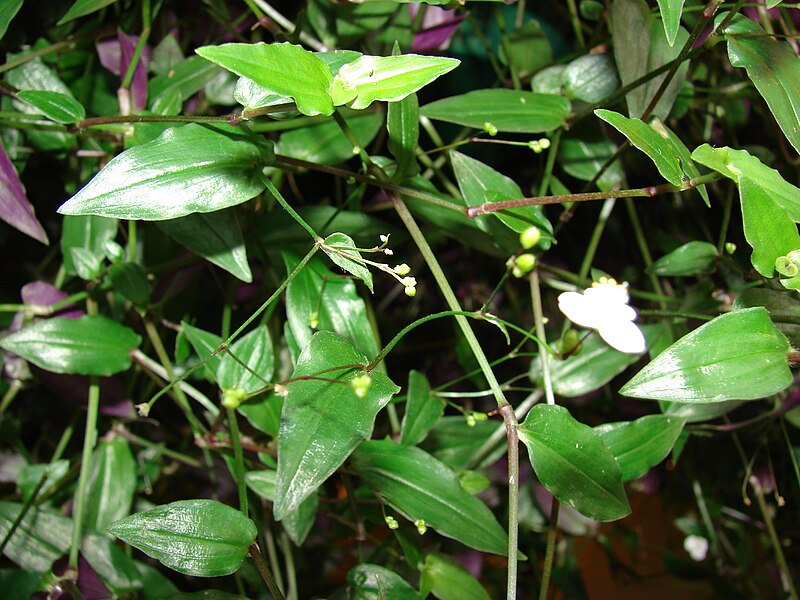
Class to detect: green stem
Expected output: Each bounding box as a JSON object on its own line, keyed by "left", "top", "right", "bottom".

{"left": 530, "top": 270, "right": 555, "bottom": 405}
{"left": 500, "top": 402, "right": 520, "bottom": 600}
{"left": 537, "top": 129, "right": 561, "bottom": 197}
{"left": 227, "top": 407, "right": 248, "bottom": 515}
{"left": 263, "top": 177, "right": 320, "bottom": 241}
{"left": 578, "top": 198, "right": 615, "bottom": 280}
{"left": 566, "top": 0, "right": 586, "bottom": 47}
{"left": 750, "top": 477, "right": 798, "bottom": 599}
{"left": 249, "top": 544, "right": 287, "bottom": 600}
{"left": 69, "top": 378, "right": 100, "bottom": 568}
{"left": 538, "top": 497, "right": 560, "bottom": 600}
{"left": 0, "top": 380, "right": 22, "bottom": 415}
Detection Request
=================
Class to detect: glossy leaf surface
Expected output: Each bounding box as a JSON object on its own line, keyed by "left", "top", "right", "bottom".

{"left": 274, "top": 332, "right": 399, "bottom": 519}
{"left": 420, "top": 89, "right": 570, "bottom": 133}
{"left": 245, "top": 470, "right": 318, "bottom": 545}
{"left": 352, "top": 440, "right": 508, "bottom": 555}
{"left": 400, "top": 370, "right": 444, "bottom": 446}
{"left": 58, "top": 0, "right": 117, "bottom": 24}
{"left": 657, "top": 0, "right": 685, "bottom": 46}
{"left": 58, "top": 124, "right": 273, "bottom": 221}
{"left": 518, "top": 404, "right": 630, "bottom": 521}
{"left": 621, "top": 308, "right": 792, "bottom": 402}
{"left": 387, "top": 91, "right": 420, "bottom": 180}
{"left": 0, "top": 502, "right": 71, "bottom": 572}
{"left": 85, "top": 437, "right": 137, "bottom": 533}
{"left": 348, "top": 564, "right": 421, "bottom": 600}
{"left": 0, "top": 139, "right": 48, "bottom": 244}
{"left": 322, "top": 232, "right": 374, "bottom": 292}
{"left": 0, "top": 315, "right": 141, "bottom": 376}
{"left": 196, "top": 42, "right": 334, "bottom": 116}
{"left": 157, "top": 208, "right": 252, "bottom": 282}
{"left": 276, "top": 112, "right": 382, "bottom": 166}
{"left": 107, "top": 500, "right": 257, "bottom": 577}
{"left": 595, "top": 415, "right": 685, "bottom": 481}
{"left": 16, "top": 90, "right": 85, "bottom": 124}
{"left": 648, "top": 241, "right": 718, "bottom": 276}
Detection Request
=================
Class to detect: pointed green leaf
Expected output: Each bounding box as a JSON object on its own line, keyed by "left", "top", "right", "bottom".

{"left": 419, "top": 554, "right": 491, "bottom": 600}
{"left": 427, "top": 417, "right": 503, "bottom": 471}
{"left": 85, "top": 438, "right": 137, "bottom": 534}
{"left": 722, "top": 13, "right": 800, "bottom": 154}
{"left": 351, "top": 440, "right": 509, "bottom": 555}
{"left": 107, "top": 500, "right": 257, "bottom": 577}
{"left": 387, "top": 91, "right": 420, "bottom": 180}
{"left": 157, "top": 208, "right": 252, "bottom": 282}
{"left": 196, "top": 42, "right": 334, "bottom": 116}
{"left": 648, "top": 241, "right": 719, "bottom": 276}
{"left": 348, "top": 564, "right": 421, "bottom": 600}
{"left": 595, "top": 415, "right": 685, "bottom": 481}
{"left": 621, "top": 308, "right": 792, "bottom": 402}
{"left": 16, "top": 460, "right": 69, "bottom": 503}
{"left": 58, "top": 0, "right": 117, "bottom": 24}
{"left": 734, "top": 287, "right": 800, "bottom": 348}
{"left": 400, "top": 370, "right": 444, "bottom": 446}
{"left": 322, "top": 232, "right": 374, "bottom": 292}
{"left": 648, "top": 118, "right": 709, "bottom": 205}
{"left": 181, "top": 322, "right": 223, "bottom": 382}
{"left": 108, "top": 262, "right": 151, "bottom": 306}
{"left": 274, "top": 331, "right": 399, "bottom": 519}
{"left": 421, "top": 89, "right": 570, "bottom": 134}
{"left": 595, "top": 109, "right": 683, "bottom": 185}
{"left": 0, "top": 0, "right": 23, "bottom": 40}
{"left": 657, "top": 0, "right": 685, "bottom": 46}
{"left": 518, "top": 404, "right": 630, "bottom": 521}
{"left": 17, "top": 90, "right": 85, "bottom": 124}
{"left": 60, "top": 215, "right": 118, "bottom": 275}
{"left": 276, "top": 111, "right": 383, "bottom": 166}
{"left": 331, "top": 54, "right": 459, "bottom": 110}
{"left": 0, "top": 503, "right": 71, "bottom": 572}
{"left": 0, "top": 315, "right": 141, "bottom": 376}
{"left": 558, "top": 126, "right": 625, "bottom": 191}
{"left": 563, "top": 53, "right": 620, "bottom": 104}
{"left": 217, "top": 325, "right": 273, "bottom": 393}
{"left": 58, "top": 124, "right": 273, "bottom": 221}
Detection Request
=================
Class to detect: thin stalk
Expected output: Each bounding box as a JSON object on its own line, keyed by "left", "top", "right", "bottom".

{"left": 279, "top": 532, "right": 298, "bottom": 600}
{"left": 538, "top": 498, "right": 560, "bottom": 600}
{"left": 566, "top": 0, "right": 586, "bottom": 47}
{"left": 227, "top": 407, "right": 248, "bottom": 515}
{"left": 501, "top": 401, "right": 520, "bottom": 600}
{"left": 624, "top": 198, "right": 669, "bottom": 310}
{"left": 248, "top": 0, "right": 327, "bottom": 51}
{"left": 131, "top": 349, "right": 218, "bottom": 416}
{"left": 578, "top": 198, "right": 616, "bottom": 280}
{"left": 69, "top": 378, "right": 100, "bottom": 568}
{"left": 537, "top": 129, "right": 561, "bottom": 197}
{"left": 249, "top": 544, "right": 286, "bottom": 600}
{"left": 264, "top": 523, "right": 285, "bottom": 593}
{"left": 263, "top": 177, "right": 320, "bottom": 241}
{"left": 0, "top": 379, "right": 22, "bottom": 414}
{"left": 530, "top": 270, "right": 554, "bottom": 405}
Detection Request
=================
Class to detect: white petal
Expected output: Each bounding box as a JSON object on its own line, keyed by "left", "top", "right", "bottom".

{"left": 558, "top": 291, "right": 602, "bottom": 328}
{"left": 598, "top": 320, "right": 646, "bottom": 354}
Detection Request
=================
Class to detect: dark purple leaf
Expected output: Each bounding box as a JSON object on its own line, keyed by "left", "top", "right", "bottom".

{"left": 96, "top": 30, "right": 152, "bottom": 112}
{"left": 52, "top": 554, "right": 111, "bottom": 600}
{"left": 21, "top": 281, "right": 83, "bottom": 319}
{"left": 0, "top": 139, "right": 48, "bottom": 244}
{"left": 409, "top": 6, "right": 465, "bottom": 53}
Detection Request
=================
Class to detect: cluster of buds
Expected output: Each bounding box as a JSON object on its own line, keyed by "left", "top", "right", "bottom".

{"left": 509, "top": 226, "right": 543, "bottom": 278}
{"left": 328, "top": 234, "right": 418, "bottom": 298}
{"left": 465, "top": 411, "right": 488, "bottom": 427}
{"left": 350, "top": 373, "right": 373, "bottom": 399}
{"left": 384, "top": 515, "right": 399, "bottom": 530}
{"left": 528, "top": 137, "right": 551, "bottom": 154}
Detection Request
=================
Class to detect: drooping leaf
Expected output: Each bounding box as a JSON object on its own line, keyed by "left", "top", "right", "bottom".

{"left": 0, "top": 0, "right": 23, "bottom": 40}
{"left": 420, "top": 89, "right": 571, "bottom": 134}
{"left": 648, "top": 118, "right": 709, "bottom": 205}
{"left": 0, "top": 139, "right": 48, "bottom": 244}
{"left": 84, "top": 437, "right": 137, "bottom": 534}
{"left": 400, "top": 370, "right": 444, "bottom": 446}
{"left": 274, "top": 331, "right": 399, "bottom": 519}
{"left": 17, "top": 90, "right": 85, "bottom": 124}
{"left": 722, "top": 13, "right": 800, "bottom": 154}
{"left": 276, "top": 111, "right": 382, "bottom": 166}
{"left": 656, "top": 0, "right": 685, "bottom": 46}
{"left": 0, "top": 315, "right": 141, "bottom": 376}
{"left": 0, "top": 502, "right": 71, "bottom": 572}
{"left": 348, "top": 564, "right": 421, "bottom": 600}
{"left": 595, "top": 415, "right": 686, "bottom": 481}
{"left": 419, "top": 554, "right": 491, "bottom": 600}
{"left": 595, "top": 109, "right": 683, "bottom": 185}
{"left": 351, "top": 440, "right": 508, "bottom": 555}
{"left": 387, "top": 91, "right": 420, "bottom": 180}
{"left": 216, "top": 325, "right": 273, "bottom": 393}
{"left": 196, "top": 42, "right": 335, "bottom": 116}
{"left": 621, "top": 308, "right": 792, "bottom": 402}
{"left": 157, "top": 208, "right": 253, "bottom": 282}
{"left": 58, "top": 124, "right": 273, "bottom": 221}
{"left": 108, "top": 500, "right": 256, "bottom": 577}
{"left": 58, "top": 0, "right": 118, "bottom": 24}
{"left": 322, "top": 232, "right": 374, "bottom": 292}
{"left": 648, "top": 241, "right": 719, "bottom": 276}
{"left": 330, "top": 53, "right": 460, "bottom": 110}
{"left": 518, "top": 404, "right": 631, "bottom": 521}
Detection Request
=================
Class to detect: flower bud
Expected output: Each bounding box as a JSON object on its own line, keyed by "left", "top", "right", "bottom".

{"left": 519, "top": 226, "right": 542, "bottom": 249}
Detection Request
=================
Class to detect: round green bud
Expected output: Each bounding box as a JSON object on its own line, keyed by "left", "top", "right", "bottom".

{"left": 483, "top": 122, "right": 498, "bottom": 136}
{"left": 558, "top": 329, "right": 583, "bottom": 357}
{"left": 415, "top": 519, "right": 427, "bottom": 535}
{"left": 520, "top": 226, "right": 542, "bottom": 249}
{"left": 222, "top": 387, "right": 247, "bottom": 410}
{"left": 351, "top": 374, "right": 373, "bottom": 399}
{"left": 724, "top": 242, "right": 736, "bottom": 255}
{"left": 515, "top": 253, "right": 536, "bottom": 274}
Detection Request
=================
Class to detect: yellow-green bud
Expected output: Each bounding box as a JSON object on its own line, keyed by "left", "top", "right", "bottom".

{"left": 309, "top": 311, "right": 319, "bottom": 330}
{"left": 483, "top": 122, "right": 498, "bottom": 136}
{"left": 414, "top": 519, "right": 427, "bottom": 535}
{"left": 393, "top": 263, "right": 411, "bottom": 276}
{"left": 520, "top": 226, "right": 542, "bottom": 249}
{"left": 725, "top": 242, "right": 736, "bottom": 255}
{"left": 222, "top": 387, "right": 247, "bottom": 410}
{"left": 351, "top": 374, "right": 372, "bottom": 399}
{"left": 385, "top": 516, "right": 399, "bottom": 529}
{"left": 404, "top": 286, "right": 417, "bottom": 297}
{"left": 515, "top": 253, "right": 536, "bottom": 274}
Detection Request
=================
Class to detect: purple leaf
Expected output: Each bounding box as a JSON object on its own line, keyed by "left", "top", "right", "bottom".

{"left": 33, "top": 367, "right": 135, "bottom": 418}
{"left": 409, "top": 6, "right": 465, "bottom": 53}
{"left": 0, "top": 139, "right": 48, "bottom": 244}
{"left": 52, "top": 554, "right": 111, "bottom": 600}
{"left": 96, "top": 30, "right": 152, "bottom": 112}
{"left": 21, "top": 281, "right": 83, "bottom": 319}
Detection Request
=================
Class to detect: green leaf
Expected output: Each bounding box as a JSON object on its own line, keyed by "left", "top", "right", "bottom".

{"left": 0, "top": 0, "right": 23, "bottom": 40}
{"left": 181, "top": 322, "right": 223, "bottom": 382}
{"left": 16, "top": 90, "right": 85, "bottom": 124}
{"left": 322, "top": 232, "right": 374, "bottom": 292}
{"left": 518, "top": 404, "right": 631, "bottom": 521}
{"left": 0, "top": 315, "right": 141, "bottom": 376}
{"left": 734, "top": 287, "right": 800, "bottom": 347}
{"left": 85, "top": 438, "right": 137, "bottom": 534}
{"left": 238, "top": 393, "right": 282, "bottom": 438}
{"left": 611, "top": 0, "right": 689, "bottom": 119}
{"left": 558, "top": 127, "right": 624, "bottom": 191}
{"left": 419, "top": 554, "right": 491, "bottom": 600}
{"left": 245, "top": 470, "right": 318, "bottom": 546}
{"left": 157, "top": 208, "right": 252, "bottom": 282}
{"left": 595, "top": 109, "right": 683, "bottom": 185}
{"left": 274, "top": 331, "right": 399, "bottom": 519}
{"left": 562, "top": 53, "right": 620, "bottom": 104}
{"left": 420, "top": 89, "right": 571, "bottom": 134}
{"left": 0, "top": 502, "right": 71, "bottom": 572}
{"left": 690, "top": 144, "right": 800, "bottom": 222}
{"left": 722, "top": 13, "right": 800, "bottom": 154}
{"left": 400, "top": 370, "right": 444, "bottom": 446}
{"left": 60, "top": 215, "right": 117, "bottom": 276}
{"left": 766, "top": 0, "right": 783, "bottom": 6}
{"left": 426, "top": 417, "right": 503, "bottom": 471}
{"left": 16, "top": 460, "right": 69, "bottom": 503}
{"left": 196, "top": 42, "right": 335, "bottom": 116}
{"left": 387, "top": 91, "right": 420, "bottom": 180}
{"left": 284, "top": 253, "right": 381, "bottom": 362}
{"left": 108, "top": 262, "right": 152, "bottom": 306}
{"left": 348, "top": 564, "right": 421, "bottom": 600}
{"left": 648, "top": 118, "right": 709, "bottom": 205}
{"left": 217, "top": 325, "right": 273, "bottom": 393}
{"left": 276, "top": 111, "right": 382, "bottom": 166}
{"left": 58, "top": 124, "right": 273, "bottom": 221}
{"left": 107, "top": 500, "right": 257, "bottom": 577}
{"left": 351, "top": 440, "right": 508, "bottom": 556}
{"left": 648, "top": 241, "right": 719, "bottom": 276}
{"left": 81, "top": 533, "right": 142, "bottom": 593}
{"left": 594, "top": 415, "right": 685, "bottom": 481}
{"left": 657, "top": 0, "right": 685, "bottom": 46}
{"left": 621, "top": 308, "right": 792, "bottom": 402}
{"left": 148, "top": 56, "right": 221, "bottom": 112}
{"left": 330, "top": 54, "right": 460, "bottom": 110}
{"left": 58, "top": 0, "right": 117, "bottom": 24}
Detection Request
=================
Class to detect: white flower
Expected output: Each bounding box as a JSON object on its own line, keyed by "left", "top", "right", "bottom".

{"left": 683, "top": 535, "right": 709, "bottom": 561}
{"left": 557, "top": 277, "right": 646, "bottom": 354}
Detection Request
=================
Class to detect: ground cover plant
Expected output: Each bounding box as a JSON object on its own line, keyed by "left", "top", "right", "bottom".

{"left": 0, "top": 0, "right": 798, "bottom": 598}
